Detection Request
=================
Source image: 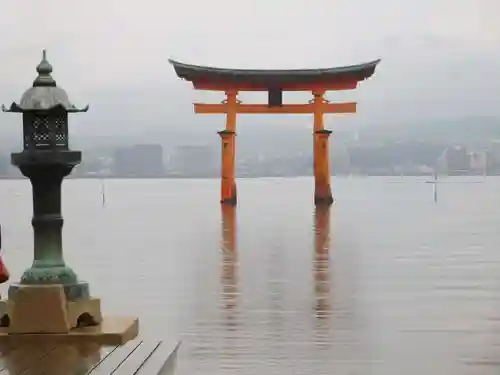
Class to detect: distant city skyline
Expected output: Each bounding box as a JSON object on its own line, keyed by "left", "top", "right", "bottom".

{"left": 2, "top": 119, "right": 500, "bottom": 178}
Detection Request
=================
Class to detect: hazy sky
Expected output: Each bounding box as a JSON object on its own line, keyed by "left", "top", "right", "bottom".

{"left": 0, "top": 0, "right": 499, "bottom": 137}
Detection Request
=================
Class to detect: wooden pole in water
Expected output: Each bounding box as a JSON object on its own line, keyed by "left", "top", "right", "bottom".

{"left": 433, "top": 170, "right": 438, "bottom": 203}
{"left": 101, "top": 179, "right": 106, "bottom": 207}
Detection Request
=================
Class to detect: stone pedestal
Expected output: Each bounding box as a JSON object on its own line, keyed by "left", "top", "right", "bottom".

{"left": 0, "top": 285, "right": 138, "bottom": 345}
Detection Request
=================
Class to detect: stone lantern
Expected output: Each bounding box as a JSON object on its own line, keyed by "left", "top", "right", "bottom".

{"left": 0, "top": 51, "right": 138, "bottom": 343}
{"left": 2, "top": 50, "right": 88, "bottom": 289}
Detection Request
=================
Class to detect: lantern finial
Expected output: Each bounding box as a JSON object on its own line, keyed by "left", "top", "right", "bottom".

{"left": 33, "top": 49, "right": 56, "bottom": 87}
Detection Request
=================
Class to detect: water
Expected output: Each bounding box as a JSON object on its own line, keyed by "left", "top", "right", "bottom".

{"left": 1, "top": 176, "right": 500, "bottom": 374}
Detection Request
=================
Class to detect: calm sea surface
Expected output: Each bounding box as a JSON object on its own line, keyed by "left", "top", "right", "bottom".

{"left": 1, "top": 176, "right": 500, "bottom": 374}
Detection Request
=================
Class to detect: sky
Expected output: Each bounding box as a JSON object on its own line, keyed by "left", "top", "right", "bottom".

{"left": 0, "top": 0, "right": 499, "bottom": 137}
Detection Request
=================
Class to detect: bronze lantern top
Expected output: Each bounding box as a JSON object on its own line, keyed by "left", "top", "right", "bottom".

{"left": 1, "top": 50, "right": 89, "bottom": 113}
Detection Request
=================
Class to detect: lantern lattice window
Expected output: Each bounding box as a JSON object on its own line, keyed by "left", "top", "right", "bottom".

{"left": 32, "top": 116, "right": 51, "bottom": 146}
{"left": 23, "top": 112, "right": 69, "bottom": 150}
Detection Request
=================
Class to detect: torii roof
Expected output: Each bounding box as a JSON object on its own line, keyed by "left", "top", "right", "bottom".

{"left": 169, "top": 58, "right": 381, "bottom": 87}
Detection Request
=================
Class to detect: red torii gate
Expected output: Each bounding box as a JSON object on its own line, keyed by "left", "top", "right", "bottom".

{"left": 169, "top": 58, "right": 380, "bottom": 205}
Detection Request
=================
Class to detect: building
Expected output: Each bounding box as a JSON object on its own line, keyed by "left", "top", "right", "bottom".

{"left": 468, "top": 151, "right": 487, "bottom": 175}
{"left": 446, "top": 145, "right": 469, "bottom": 174}
{"left": 436, "top": 145, "right": 469, "bottom": 175}
{"left": 113, "top": 144, "right": 164, "bottom": 177}
{"left": 169, "top": 145, "right": 217, "bottom": 177}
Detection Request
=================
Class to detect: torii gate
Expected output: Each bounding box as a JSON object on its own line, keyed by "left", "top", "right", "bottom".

{"left": 169, "top": 58, "right": 380, "bottom": 206}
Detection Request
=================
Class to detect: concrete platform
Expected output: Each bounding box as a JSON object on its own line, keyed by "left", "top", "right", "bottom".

{"left": 0, "top": 316, "right": 138, "bottom": 346}
{"left": 0, "top": 338, "right": 180, "bottom": 375}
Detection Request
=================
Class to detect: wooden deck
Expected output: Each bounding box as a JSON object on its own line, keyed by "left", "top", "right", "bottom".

{"left": 0, "top": 339, "right": 179, "bottom": 375}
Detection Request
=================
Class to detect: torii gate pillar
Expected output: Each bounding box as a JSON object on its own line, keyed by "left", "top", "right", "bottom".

{"left": 218, "top": 129, "right": 237, "bottom": 205}
{"left": 312, "top": 91, "right": 334, "bottom": 205}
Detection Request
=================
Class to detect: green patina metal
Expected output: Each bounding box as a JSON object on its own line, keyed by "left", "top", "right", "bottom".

{"left": 21, "top": 267, "right": 77, "bottom": 284}
{"left": 2, "top": 50, "right": 89, "bottom": 288}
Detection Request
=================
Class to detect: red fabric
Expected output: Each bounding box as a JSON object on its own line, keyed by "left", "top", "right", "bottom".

{"left": 0, "top": 257, "right": 10, "bottom": 284}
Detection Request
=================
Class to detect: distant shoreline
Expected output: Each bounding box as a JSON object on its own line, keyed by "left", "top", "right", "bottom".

{"left": 0, "top": 174, "right": 497, "bottom": 180}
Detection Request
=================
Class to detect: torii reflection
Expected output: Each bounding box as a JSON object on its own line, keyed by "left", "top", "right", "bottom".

{"left": 220, "top": 204, "right": 239, "bottom": 325}
{"left": 313, "top": 205, "right": 331, "bottom": 319}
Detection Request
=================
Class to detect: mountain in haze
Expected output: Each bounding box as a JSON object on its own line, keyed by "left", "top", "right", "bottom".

{"left": 358, "top": 116, "right": 500, "bottom": 146}
{"left": 1, "top": 114, "right": 499, "bottom": 155}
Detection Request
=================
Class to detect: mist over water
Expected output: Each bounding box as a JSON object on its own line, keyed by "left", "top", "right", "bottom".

{"left": 1, "top": 176, "right": 500, "bottom": 374}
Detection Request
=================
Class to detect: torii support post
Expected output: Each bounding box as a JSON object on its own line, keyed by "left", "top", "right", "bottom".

{"left": 218, "top": 129, "right": 237, "bottom": 205}
{"left": 312, "top": 91, "right": 334, "bottom": 205}
{"left": 217, "top": 90, "right": 238, "bottom": 205}
{"left": 169, "top": 58, "right": 380, "bottom": 205}
{"left": 314, "top": 129, "right": 334, "bottom": 205}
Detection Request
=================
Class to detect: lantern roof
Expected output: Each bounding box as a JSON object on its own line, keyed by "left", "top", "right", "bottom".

{"left": 1, "top": 50, "right": 89, "bottom": 113}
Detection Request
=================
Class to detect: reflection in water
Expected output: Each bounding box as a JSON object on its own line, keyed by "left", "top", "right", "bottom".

{"left": 313, "top": 205, "right": 331, "bottom": 320}
{"left": 220, "top": 204, "right": 238, "bottom": 315}
{"left": 432, "top": 171, "right": 438, "bottom": 203}
{"left": 219, "top": 205, "right": 242, "bottom": 372}
{"left": 312, "top": 205, "right": 368, "bottom": 368}
{"left": 265, "top": 220, "right": 287, "bottom": 363}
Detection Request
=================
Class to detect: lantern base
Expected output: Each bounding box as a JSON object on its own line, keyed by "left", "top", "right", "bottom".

{"left": 0, "top": 284, "right": 138, "bottom": 345}
{"left": 0, "top": 284, "right": 101, "bottom": 332}
{"left": 0, "top": 316, "right": 138, "bottom": 346}
{"left": 9, "top": 281, "right": 90, "bottom": 302}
